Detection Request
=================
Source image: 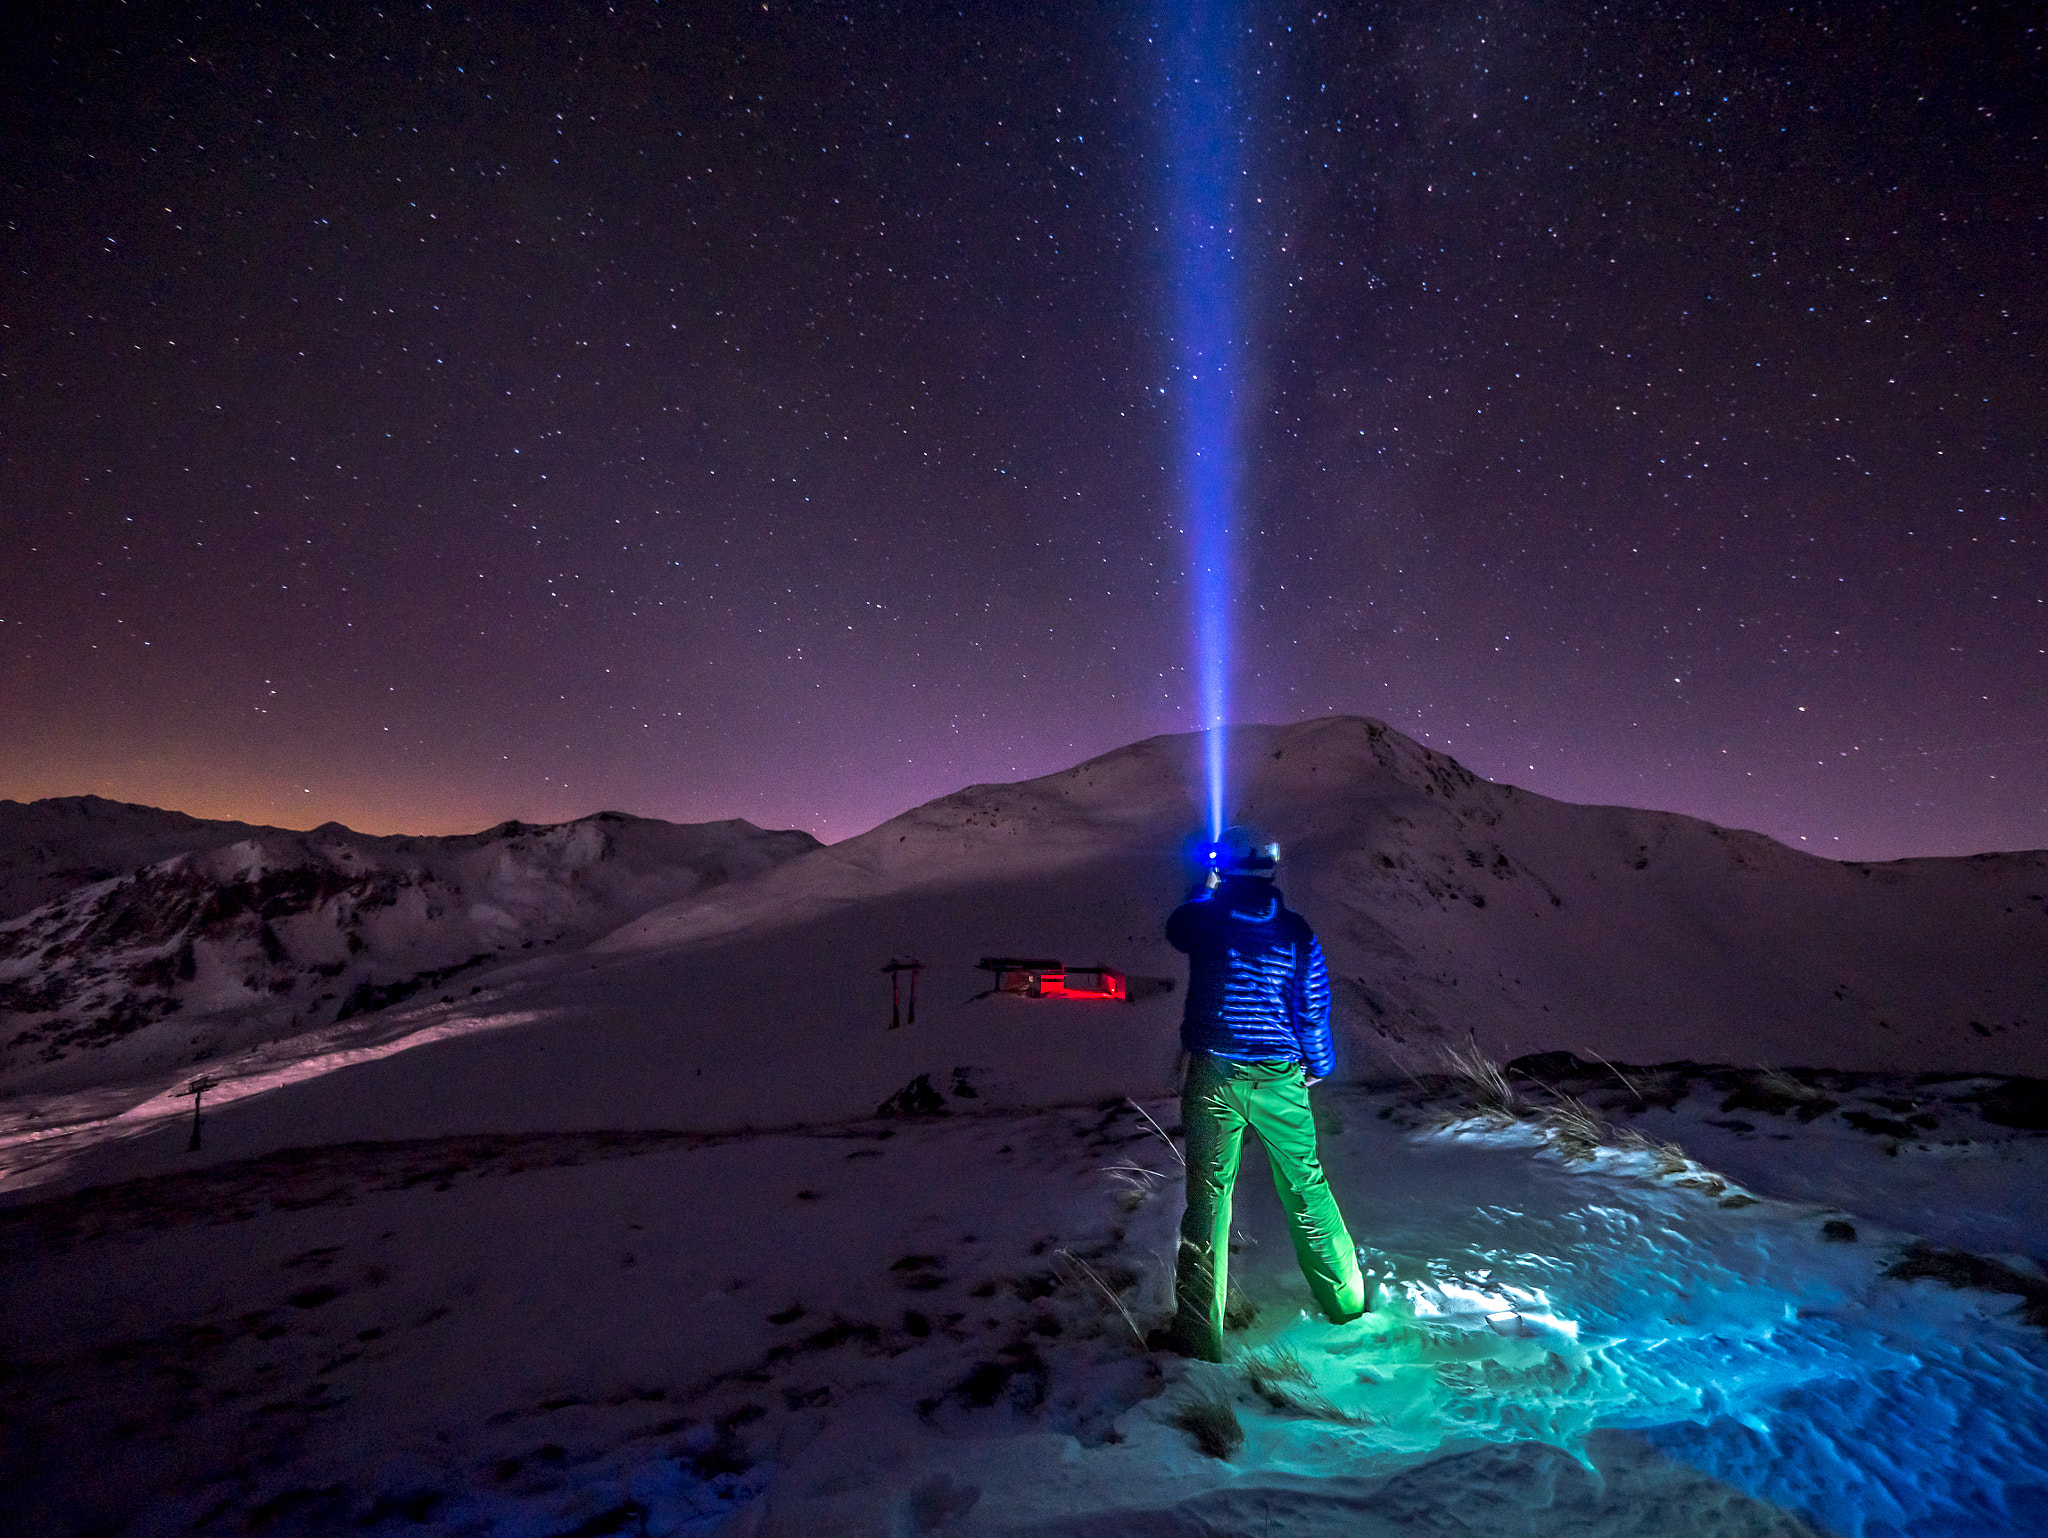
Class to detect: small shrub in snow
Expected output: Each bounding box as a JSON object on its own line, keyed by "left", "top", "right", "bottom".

{"left": 875, "top": 1073, "right": 949, "bottom": 1117}
{"left": 1978, "top": 1077, "right": 2048, "bottom": 1131}
{"left": 1722, "top": 1066, "right": 1839, "bottom": 1121}
{"left": 1757, "top": 1065, "right": 1827, "bottom": 1104}
{"left": 1886, "top": 1241, "right": 2048, "bottom": 1330}
{"left": 1052, "top": 1248, "right": 1144, "bottom": 1345}
{"left": 1447, "top": 1075, "right": 1755, "bottom": 1206}
{"left": 1607, "top": 1124, "right": 1694, "bottom": 1176}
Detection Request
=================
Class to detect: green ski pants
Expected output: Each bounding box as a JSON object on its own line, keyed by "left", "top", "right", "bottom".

{"left": 1172, "top": 1053, "right": 1366, "bottom": 1356}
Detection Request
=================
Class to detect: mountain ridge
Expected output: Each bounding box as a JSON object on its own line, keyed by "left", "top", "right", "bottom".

{"left": 3, "top": 717, "right": 2042, "bottom": 1197}
{"left": 0, "top": 795, "right": 295, "bottom": 921}
{"left": 0, "top": 809, "right": 821, "bottom": 1096}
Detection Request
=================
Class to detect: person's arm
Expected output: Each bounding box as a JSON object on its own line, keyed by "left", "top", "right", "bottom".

{"left": 1294, "top": 934, "right": 1336, "bottom": 1081}
{"left": 1164, "top": 890, "right": 1213, "bottom": 954}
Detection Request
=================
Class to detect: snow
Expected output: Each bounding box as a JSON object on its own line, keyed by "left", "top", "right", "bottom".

{"left": 0, "top": 795, "right": 288, "bottom": 922}
{"left": 2, "top": 718, "right": 2045, "bottom": 1535}
{"left": 11, "top": 718, "right": 2042, "bottom": 1198}
{"left": 0, "top": 809, "right": 820, "bottom": 1106}
{"left": 4, "top": 1080, "right": 2044, "bottom": 1535}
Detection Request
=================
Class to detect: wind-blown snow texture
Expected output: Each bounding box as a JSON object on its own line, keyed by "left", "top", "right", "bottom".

{"left": 2, "top": 718, "right": 2044, "bottom": 1536}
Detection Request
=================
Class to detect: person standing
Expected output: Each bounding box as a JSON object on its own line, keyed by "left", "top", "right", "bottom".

{"left": 1151, "top": 826, "right": 1367, "bottom": 1361}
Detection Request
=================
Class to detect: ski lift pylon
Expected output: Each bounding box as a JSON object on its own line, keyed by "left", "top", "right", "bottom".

{"left": 882, "top": 958, "right": 925, "bottom": 1028}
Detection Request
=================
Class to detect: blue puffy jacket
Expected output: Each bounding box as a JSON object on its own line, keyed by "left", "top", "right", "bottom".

{"left": 1167, "top": 876, "right": 1336, "bottom": 1079}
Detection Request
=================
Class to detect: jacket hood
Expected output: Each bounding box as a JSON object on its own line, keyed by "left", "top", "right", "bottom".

{"left": 1216, "top": 875, "right": 1284, "bottom": 920}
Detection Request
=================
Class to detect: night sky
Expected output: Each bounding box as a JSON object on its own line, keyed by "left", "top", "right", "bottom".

{"left": 4, "top": 2, "right": 2041, "bottom": 858}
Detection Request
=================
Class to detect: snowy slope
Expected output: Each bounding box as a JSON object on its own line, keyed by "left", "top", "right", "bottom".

{"left": 1227, "top": 718, "right": 2047, "bottom": 1074}
{"left": 4, "top": 719, "right": 2047, "bottom": 1537}
{"left": 590, "top": 711, "right": 2048, "bottom": 1084}
{"left": 7, "top": 716, "right": 2043, "bottom": 1196}
{"left": 0, "top": 794, "right": 287, "bottom": 921}
{"left": 2, "top": 1075, "right": 2043, "bottom": 1537}
{"left": 0, "top": 812, "right": 821, "bottom": 1101}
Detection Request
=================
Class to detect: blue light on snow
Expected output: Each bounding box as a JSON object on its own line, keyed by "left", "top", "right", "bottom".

{"left": 1219, "top": 1120, "right": 2048, "bottom": 1536}
{"left": 1162, "top": 0, "right": 1244, "bottom": 842}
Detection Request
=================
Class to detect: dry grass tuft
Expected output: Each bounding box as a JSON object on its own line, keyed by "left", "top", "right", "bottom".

{"left": 1756, "top": 1066, "right": 1828, "bottom": 1104}
{"left": 1125, "top": 1097, "right": 1186, "bottom": 1169}
{"left": 1244, "top": 1343, "right": 1317, "bottom": 1395}
{"left": 1582, "top": 1049, "right": 1647, "bottom": 1105}
{"left": 1610, "top": 1124, "right": 1694, "bottom": 1177}
{"left": 1243, "top": 1345, "right": 1361, "bottom": 1422}
{"left": 1441, "top": 1040, "right": 1520, "bottom": 1121}
{"left": 1052, "top": 1249, "right": 1144, "bottom": 1346}
{"left": 1424, "top": 1106, "right": 1485, "bottom": 1133}
{"left": 1535, "top": 1092, "right": 1608, "bottom": 1162}
{"left": 1168, "top": 1381, "right": 1247, "bottom": 1459}
{"left": 1670, "top": 1172, "right": 1730, "bottom": 1199}
{"left": 1101, "top": 1162, "right": 1171, "bottom": 1212}
{"left": 1428, "top": 1043, "right": 1748, "bottom": 1204}
{"left": 1223, "top": 1281, "right": 1258, "bottom": 1332}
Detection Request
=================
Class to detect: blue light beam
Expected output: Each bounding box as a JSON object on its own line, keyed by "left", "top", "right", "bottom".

{"left": 1163, "top": 0, "right": 1245, "bottom": 842}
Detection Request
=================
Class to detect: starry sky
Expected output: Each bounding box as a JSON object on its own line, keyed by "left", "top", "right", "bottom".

{"left": 3, "top": 2, "right": 2041, "bottom": 858}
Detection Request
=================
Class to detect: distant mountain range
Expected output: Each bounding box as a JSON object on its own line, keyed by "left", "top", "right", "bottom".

{"left": 0, "top": 805, "right": 819, "bottom": 1094}
{"left": 0, "top": 796, "right": 290, "bottom": 921}
{"left": 3, "top": 718, "right": 2043, "bottom": 1183}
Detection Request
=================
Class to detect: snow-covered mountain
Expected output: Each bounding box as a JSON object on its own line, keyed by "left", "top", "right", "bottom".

{"left": 0, "top": 811, "right": 820, "bottom": 1096}
{"left": 599, "top": 711, "right": 2048, "bottom": 1085}
{"left": 5, "top": 720, "right": 2047, "bottom": 1538}
{"left": 11, "top": 715, "right": 2041, "bottom": 1200}
{"left": 0, "top": 794, "right": 287, "bottom": 921}
{"left": 1221, "top": 717, "right": 2047, "bottom": 1075}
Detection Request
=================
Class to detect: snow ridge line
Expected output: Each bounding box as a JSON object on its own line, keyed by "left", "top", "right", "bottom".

{"left": 0, "top": 1006, "right": 548, "bottom": 1190}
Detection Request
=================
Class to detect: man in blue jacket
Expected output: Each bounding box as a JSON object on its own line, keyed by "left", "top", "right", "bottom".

{"left": 1153, "top": 826, "right": 1367, "bottom": 1360}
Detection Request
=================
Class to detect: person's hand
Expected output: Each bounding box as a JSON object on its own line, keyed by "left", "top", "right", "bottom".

{"left": 1304, "top": 1074, "right": 1324, "bottom": 1087}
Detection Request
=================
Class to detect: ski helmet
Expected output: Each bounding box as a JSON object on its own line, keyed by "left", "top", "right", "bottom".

{"left": 1211, "top": 825, "right": 1280, "bottom": 876}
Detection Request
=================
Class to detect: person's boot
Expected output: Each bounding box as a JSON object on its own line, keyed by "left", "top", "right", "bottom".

{"left": 1326, "top": 1280, "right": 1377, "bottom": 1326}
{"left": 1146, "top": 1318, "right": 1224, "bottom": 1363}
